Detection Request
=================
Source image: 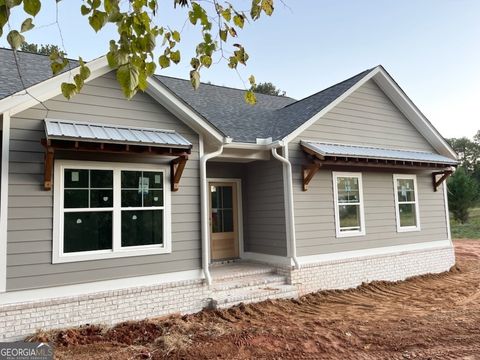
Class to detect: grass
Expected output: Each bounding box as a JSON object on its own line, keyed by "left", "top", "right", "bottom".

{"left": 451, "top": 207, "right": 480, "bottom": 239}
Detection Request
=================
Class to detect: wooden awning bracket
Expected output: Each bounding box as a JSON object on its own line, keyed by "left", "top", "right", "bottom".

{"left": 432, "top": 170, "right": 453, "bottom": 192}
{"left": 302, "top": 164, "right": 321, "bottom": 191}
{"left": 171, "top": 155, "right": 188, "bottom": 192}
{"left": 43, "top": 141, "right": 54, "bottom": 191}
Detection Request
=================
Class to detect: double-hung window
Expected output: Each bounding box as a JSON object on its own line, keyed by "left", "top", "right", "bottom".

{"left": 53, "top": 161, "right": 171, "bottom": 263}
{"left": 333, "top": 172, "right": 366, "bottom": 237}
{"left": 393, "top": 174, "right": 420, "bottom": 232}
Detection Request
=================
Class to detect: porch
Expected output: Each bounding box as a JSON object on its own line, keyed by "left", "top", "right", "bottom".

{"left": 207, "top": 261, "right": 297, "bottom": 308}
{"left": 205, "top": 155, "right": 290, "bottom": 265}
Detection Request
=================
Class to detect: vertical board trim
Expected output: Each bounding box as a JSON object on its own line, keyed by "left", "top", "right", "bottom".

{"left": 0, "top": 112, "right": 10, "bottom": 292}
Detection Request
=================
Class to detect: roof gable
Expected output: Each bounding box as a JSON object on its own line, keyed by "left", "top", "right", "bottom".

{"left": 292, "top": 78, "right": 436, "bottom": 152}
{"left": 282, "top": 66, "right": 456, "bottom": 159}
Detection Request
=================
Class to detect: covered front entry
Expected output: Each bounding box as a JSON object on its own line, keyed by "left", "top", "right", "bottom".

{"left": 208, "top": 180, "right": 240, "bottom": 261}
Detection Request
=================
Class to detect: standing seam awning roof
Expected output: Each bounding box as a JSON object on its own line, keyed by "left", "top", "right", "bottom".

{"left": 44, "top": 119, "right": 192, "bottom": 149}
{"left": 301, "top": 141, "right": 458, "bottom": 165}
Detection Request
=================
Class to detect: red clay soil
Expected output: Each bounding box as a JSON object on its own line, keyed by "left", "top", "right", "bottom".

{"left": 29, "top": 240, "right": 480, "bottom": 359}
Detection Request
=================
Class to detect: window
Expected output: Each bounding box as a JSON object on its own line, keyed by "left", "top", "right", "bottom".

{"left": 53, "top": 161, "right": 171, "bottom": 263}
{"left": 393, "top": 174, "right": 420, "bottom": 232}
{"left": 332, "top": 172, "right": 366, "bottom": 237}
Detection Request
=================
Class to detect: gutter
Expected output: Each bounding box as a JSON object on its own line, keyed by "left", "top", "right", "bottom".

{"left": 199, "top": 136, "right": 231, "bottom": 285}
{"left": 271, "top": 143, "right": 300, "bottom": 269}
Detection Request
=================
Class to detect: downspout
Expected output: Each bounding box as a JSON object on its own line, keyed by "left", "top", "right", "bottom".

{"left": 200, "top": 136, "right": 227, "bottom": 285}
{"left": 271, "top": 143, "right": 300, "bottom": 269}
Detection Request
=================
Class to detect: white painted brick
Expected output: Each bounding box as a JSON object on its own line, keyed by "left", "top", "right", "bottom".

{"left": 0, "top": 246, "right": 454, "bottom": 341}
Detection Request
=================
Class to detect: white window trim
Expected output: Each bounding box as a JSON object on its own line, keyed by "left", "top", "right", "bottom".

{"left": 53, "top": 160, "right": 172, "bottom": 263}
{"left": 332, "top": 171, "right": 366, "bottom": 238}
{"left": 393, "top": 174, "right": 421, "bottom": 233}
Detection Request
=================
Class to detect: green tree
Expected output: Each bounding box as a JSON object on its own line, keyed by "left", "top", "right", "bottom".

{"left": 447, "top": 137, "right": 480, "bottom": 170}
{"left": 0, "top": 0, "right": 278, "bottom": 103}
{"left": 20, "top": 42, "right": 65, "bottom": 56}
{"left": 448, "top": 167, "right": 478, "bottom": 223}
{"left": 253, "top": 82, "right": 285, "bottom": 96}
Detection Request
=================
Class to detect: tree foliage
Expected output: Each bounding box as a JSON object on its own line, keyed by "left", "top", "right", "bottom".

{"left": 0, "top": 0, "right": 278, "bottom": 104}
{"left": 447, "top": 136, "right": 480, "bottom": 171}
{"left": 20, "top": 42, "right": 64, "bottom": 56}
{"left": 447, "top": 131, "right": 480, "bottom": 223}
{"left": 252, "top": 81, "right": 285, "bottom": 96}
{"left": 448, "top": 167, "right": 478, "bottom": 223}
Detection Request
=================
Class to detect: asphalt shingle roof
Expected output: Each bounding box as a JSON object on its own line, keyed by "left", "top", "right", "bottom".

{"left": 0, "top": 48, "right": 79, "bottom": 99}
{"left": 0, "top": 48, "right": 372, "bottom": 143}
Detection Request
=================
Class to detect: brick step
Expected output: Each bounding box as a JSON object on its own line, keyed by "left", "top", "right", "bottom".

{"left": 211, "top": 273, "right": 287, "bottom": 291}
{"left": 213, "top": 284, "right": 298, "bottom": 309}
{"left": 210, "top": 262, "right": 277, "bottom": 282}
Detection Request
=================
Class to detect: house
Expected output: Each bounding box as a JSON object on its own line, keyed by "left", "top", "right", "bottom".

{"left": 0, "top": 48, "right": 457, "bottom": 340}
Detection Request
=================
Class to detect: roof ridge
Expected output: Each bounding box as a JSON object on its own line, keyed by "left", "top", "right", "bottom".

{"left": 279, "top": 67, "right": 375, "bottom": 110}
{"left": 155, "top": 74, "right": 296, "bottom": 101}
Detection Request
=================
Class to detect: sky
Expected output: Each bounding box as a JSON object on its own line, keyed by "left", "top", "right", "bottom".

{"left": 2, "top": 0, "right": 479, "bottom": 139}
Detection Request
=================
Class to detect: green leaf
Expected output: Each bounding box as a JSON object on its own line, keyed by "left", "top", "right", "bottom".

{"left": 159, "top": 54, "right": 170, "bottom": 69}
{"left": 233, "top": 14, "right": 244, "bottom": 28}
{"left": 20, "top": 18, "right": 34, "bottom": 32}
{"left": 23, "top": 0, "right": 41, "bottom": 16}
{"left": 146, "top": 62, "right": 156, "bottom": 76}
{"left": 219, "top": 29, "right": 227, "bottom": 42}
{"left": 92, "top": 0, "right": 101, "bottom": 9}
{"left": 138, "top": 72, "right": 148, "bottom": 91}
{"left": 80, "top": 64, "right": 91, "bottom": 80}
{"left": 200, "top": 55, "right": 212, "bottom": 68}
{"left": 80, "top": 5, "right": 91, "bottom": 15}
{"left": 221, "top": 8, "right": 231, "bottom": 22}
{"left": 190, "top": 69, "right": 200, "bottom": 90}
{"left": 89, "top": 11, "right": 107, "bottom": 32}
{"left": 170, "top": 50, "right": 181, "bottom": 64}
{"left": 74, "top": 74, "right": 84, "bottom": 89}
{"left": 190, "top": 57, "right": 200, "bottom": 70}
{"left": 245, "top": 90, "right": 257, "bottom": 105}
{"left": 0, "top": 6, "right": 9, "bottom": 28}
{"left": 261, "top": 0, "right": 274, "bottom": 16}
{"left": 228, "top": 26, "right": 237, "bottom": 37}
{"left": 116, "top": 63, "right": 139, "bottom": 98}
{"left": 248, "top": 75, "right": 256, "bottom": 86}
{"left": 228, "top": 56, "right": 238, "bottom": 69}
{"left": 251, "top": 3, "right": 261, "bottom": 20}
{"left": 5, "top": 0, "right": 22, "bottom": 9}
{"left": 61, "top": 83, "right": 78, "bottom": 100}
{"left": 7, "top": 30, "right": 24, "bottom": 49}
{"left": 172, "top": 30, "right": 180, "bottom": 42}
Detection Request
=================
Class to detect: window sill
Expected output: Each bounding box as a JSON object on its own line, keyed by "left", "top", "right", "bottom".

{"left": 397, "top": 226, "right": 421, "bottom": 233}
{"left": 336, "top": 230, "right": 366, "bottom": 238}
{"left": 52, "top": 245, "right": 171, "bottom": 264}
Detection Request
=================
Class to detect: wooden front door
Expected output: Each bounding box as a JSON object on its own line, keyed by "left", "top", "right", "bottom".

{"left": 209, "top": 181, "right": 239, "bottom": 261}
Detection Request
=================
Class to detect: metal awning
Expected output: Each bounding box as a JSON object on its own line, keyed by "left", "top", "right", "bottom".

{"left": 41, "top": 119, "right": 192, "bottom": 192}
{"left": 301, "top": 141, "right": 458, "bottom": 165}
{"left": 45, "top": 119, "right": 192, "bottom": 149}
{"left": 300, "top": 141, "right": 457, "bottom": 192}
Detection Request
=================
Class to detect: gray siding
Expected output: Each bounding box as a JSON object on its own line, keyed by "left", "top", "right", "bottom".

{"left": 244, "top": 160, "right": 287, "bottom": 256}
{"left": 206, "top": 159, "right": 287, "bottom": 257}
{"left": 7, "top": 72, "right": 201, "bottom": 291}
{"left": 299, "top": 79, "right": 435, "bottom": 152}
{"left": 290, "top": 80, "right": 448, "bottom": 256}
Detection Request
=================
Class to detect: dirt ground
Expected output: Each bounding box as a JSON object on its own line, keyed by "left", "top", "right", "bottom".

{"left": 30, "top": 240, "right": 480, "bottom": 359}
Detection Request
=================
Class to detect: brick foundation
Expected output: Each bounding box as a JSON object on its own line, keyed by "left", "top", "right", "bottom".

{"left": 0, "top": 244, "right": 455, "bottom": 341}
{"left": 284, "top": 245, "right": 455, "bottom": 296}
